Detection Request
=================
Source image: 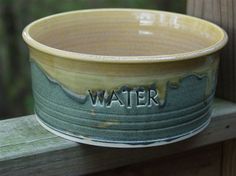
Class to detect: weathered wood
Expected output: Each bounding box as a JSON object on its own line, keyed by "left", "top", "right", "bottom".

{"left": 222, "top": 139, "right": 236, "bottom": 176}
{"left": 91, "top": 143, "right": 222, "bottom": 176}
{"left": 187, "top": 0, "right": 236, "bottom": 102}
{"left": 0, "top": 99, "right": 236, "bottom": 176}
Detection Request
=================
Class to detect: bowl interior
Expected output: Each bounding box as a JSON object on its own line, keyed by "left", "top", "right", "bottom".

{"left": 27, "top": 9, "right": 223, "bottom": 57}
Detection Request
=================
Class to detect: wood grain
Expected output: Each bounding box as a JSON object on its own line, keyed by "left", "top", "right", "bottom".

{"left": 222, "top": 139, "right": 236, "bottom": 176}
{"left": 91, "top": 143, "right": 222, "bottom": 176}
{"left": 0, "top": 99, "right": 236, "bottom": 176}
{"left": 187, "top": 0, "right": 236, "bottom": 102}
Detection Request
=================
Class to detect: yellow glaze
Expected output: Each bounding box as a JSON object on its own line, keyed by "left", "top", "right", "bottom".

{"left": 23, "top": 9, "right": 227, "bottom": 100}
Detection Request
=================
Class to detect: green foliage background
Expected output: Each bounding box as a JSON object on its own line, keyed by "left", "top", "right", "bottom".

{"left": 0, "top": 0, "right": 186, "bottom": 119}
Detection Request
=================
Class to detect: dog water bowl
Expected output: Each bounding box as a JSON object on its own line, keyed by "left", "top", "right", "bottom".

{"left": 23, "top": 9, "right": 227, "bottom": 148}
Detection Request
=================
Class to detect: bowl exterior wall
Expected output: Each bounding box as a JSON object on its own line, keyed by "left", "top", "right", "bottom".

{"left": 30, "top": 49, "right": 219, "bottom": 147}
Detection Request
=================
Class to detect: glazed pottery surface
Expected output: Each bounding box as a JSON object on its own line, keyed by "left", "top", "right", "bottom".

{"left": 23, "top": 9, "right": 227, "bottom": 148}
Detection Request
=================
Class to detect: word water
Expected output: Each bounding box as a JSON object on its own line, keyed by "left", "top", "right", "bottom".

{"left": 88, "top": 87, "right": 162, "bottom": 108}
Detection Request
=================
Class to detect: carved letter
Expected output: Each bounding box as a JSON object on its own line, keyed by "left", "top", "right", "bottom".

{"left": 136, "top": 89, "right": 146, "bottom": 106}
{"left": 148, "top": 89, "right": 159, "bottom": 106}
{"left": 107, "top": 90, "right": 124, "bottom": 106}
{"left": 88, "top": 90, "right": 105, "bottom": 106}
{"left": 123, "top": 88, "right": 132, "bottom": 108}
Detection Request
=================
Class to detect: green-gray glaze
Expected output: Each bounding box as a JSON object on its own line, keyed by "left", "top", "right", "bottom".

{"left": 32, "top": 61, "right": 214, "bottom": 146}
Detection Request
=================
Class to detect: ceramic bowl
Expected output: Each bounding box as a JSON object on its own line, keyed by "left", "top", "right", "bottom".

{"left": 23, "top": 9, "right": 227, "bottom": 148}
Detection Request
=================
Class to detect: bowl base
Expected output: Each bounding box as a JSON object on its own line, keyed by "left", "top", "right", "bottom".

{"left": 36, "top": 114, "right": 211, "bottom": 148}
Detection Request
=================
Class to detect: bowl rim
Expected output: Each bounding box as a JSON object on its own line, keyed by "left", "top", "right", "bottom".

{"left": 22, "top": 8, "right": 228, "bottom": 63}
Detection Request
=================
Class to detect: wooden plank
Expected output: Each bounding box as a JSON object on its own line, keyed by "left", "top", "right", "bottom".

{"left": 91, "top": 143, "right": 222, "bottom": 176}
{"left": 212, "top": 0, "right": 221, "bottom": 25}
{"left": 187, "top": 0, "right": 236, "bottom": 102}
{"left": 222, "top": 139, "right": 236, "bottom": 176}
{"left": 0, "top": 99, "right": 236, "bottom": 176}
{"left": 203, "top": 0, "right": 213, "bottom": 21}
{"left": 186, "top": 0, "right": 194, "bottom": 15}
